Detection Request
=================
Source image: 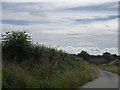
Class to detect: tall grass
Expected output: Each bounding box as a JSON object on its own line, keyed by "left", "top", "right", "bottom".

{"left": 3, "top": 44, "right": 99, "bottom": 88}
{"left": 100, "top": 60, "right": 120, "bottom": 75}
{"left": 3, "top": 61, "right": 99, "bottom": 88}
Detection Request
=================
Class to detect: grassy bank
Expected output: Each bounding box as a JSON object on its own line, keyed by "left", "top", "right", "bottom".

{"left": 3, "top": 46, "right": 99, "bottom": 88}
{"left": 100, "top": 60, "right": 120, "bottom": 75}
{"left": 2, "top": 31, "right": 99, "bottom": 88}
{"left": 100, "top": 65, "right": 118, "bottom": 74}
{"left": 3, "top": 61, "right": 99, "bottom": 88}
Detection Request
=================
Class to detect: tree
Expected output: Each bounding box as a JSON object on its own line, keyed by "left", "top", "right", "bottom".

{"left": 102, "top": 52, "right": 113, "bottom": 65}
{"left": 2, "top": 31, "right": 32, "bottom": 62}
{"left": 112, "top": 54, "right": 118, "bottom": 60}
{"left": 77, "top": 50, "right": 90, "bottom": 62}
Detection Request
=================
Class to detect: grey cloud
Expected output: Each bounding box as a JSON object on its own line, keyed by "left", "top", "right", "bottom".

{"left": 60, "top": 2, "right": 117, "bottom": 12}
{"left": 2, "top": 2, "right": 46, "bottom": 17}
{"left": 2, "top": 19, "right": 50, "bottom": 25}
{"left": 74, "top": 15, "right": 117, "bottom": 23}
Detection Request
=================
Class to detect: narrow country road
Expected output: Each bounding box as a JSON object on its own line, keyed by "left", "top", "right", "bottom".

{"left": 82, "top": 70, "right": 118, "bottom": 88}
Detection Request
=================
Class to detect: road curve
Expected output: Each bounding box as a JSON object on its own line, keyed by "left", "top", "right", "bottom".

{"left": 82, "top": 70, "right": 118, "bottom": 88}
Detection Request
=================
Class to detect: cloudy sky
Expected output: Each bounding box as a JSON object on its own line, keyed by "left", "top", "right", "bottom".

{"left": 1, "top": 1, "right": 119, "bottom": 55}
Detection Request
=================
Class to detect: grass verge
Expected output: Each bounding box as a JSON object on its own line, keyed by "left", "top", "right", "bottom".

{"left": 3, "top": 60, "right": 99, "bottom": 88}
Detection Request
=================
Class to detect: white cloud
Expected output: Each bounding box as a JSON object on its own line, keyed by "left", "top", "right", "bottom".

{"left": 58, "top": 46, "right": 118, "bottom": 55}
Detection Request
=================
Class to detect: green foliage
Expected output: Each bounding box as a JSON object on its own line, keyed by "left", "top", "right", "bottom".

{"left": 2, "top": 31, "right": 32, "bottom": 61}
{"left": 102, "top": 52, "right": 113, "bottom": 65}
{"left": 2, "top": 31, "right": 99, "bottom": 88}
{"left": 49, "top": 62, "right": 98, "bottom": 88}
{"left": 3, "top": 60, "right": 99, "bottom": 88}
{"left": 2, "top": 62, "right": 36, "bottom": 88}
{"left": 77, "top": 50, "right": 90, "bottom": 62}
{"left": 77, "top": 51, "right": 118, "bottom": 65}
{"left": 100, "top": 59, "right": 120, "bottom": 75}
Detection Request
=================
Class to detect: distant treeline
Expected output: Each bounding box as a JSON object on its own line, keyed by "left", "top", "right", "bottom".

{"left": 77, "top": 51, "right": 119, "bottom": 65}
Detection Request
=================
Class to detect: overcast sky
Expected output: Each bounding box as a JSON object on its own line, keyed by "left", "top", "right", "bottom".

{"left": 1, "top": 2, "right": 119, "bottom": 55}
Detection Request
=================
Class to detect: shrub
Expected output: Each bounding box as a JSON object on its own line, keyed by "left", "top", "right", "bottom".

{"left": 2, "top": 31, "right": 32, "bottom": 61}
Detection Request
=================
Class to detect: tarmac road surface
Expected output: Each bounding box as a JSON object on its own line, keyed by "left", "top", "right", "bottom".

{"left": 82, "top": 70, "right": 119, "bottom": 88}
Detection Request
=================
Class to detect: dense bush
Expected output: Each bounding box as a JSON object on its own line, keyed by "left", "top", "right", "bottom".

{"left": 2, "top": 31, "right": 32, "bottom": 62}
